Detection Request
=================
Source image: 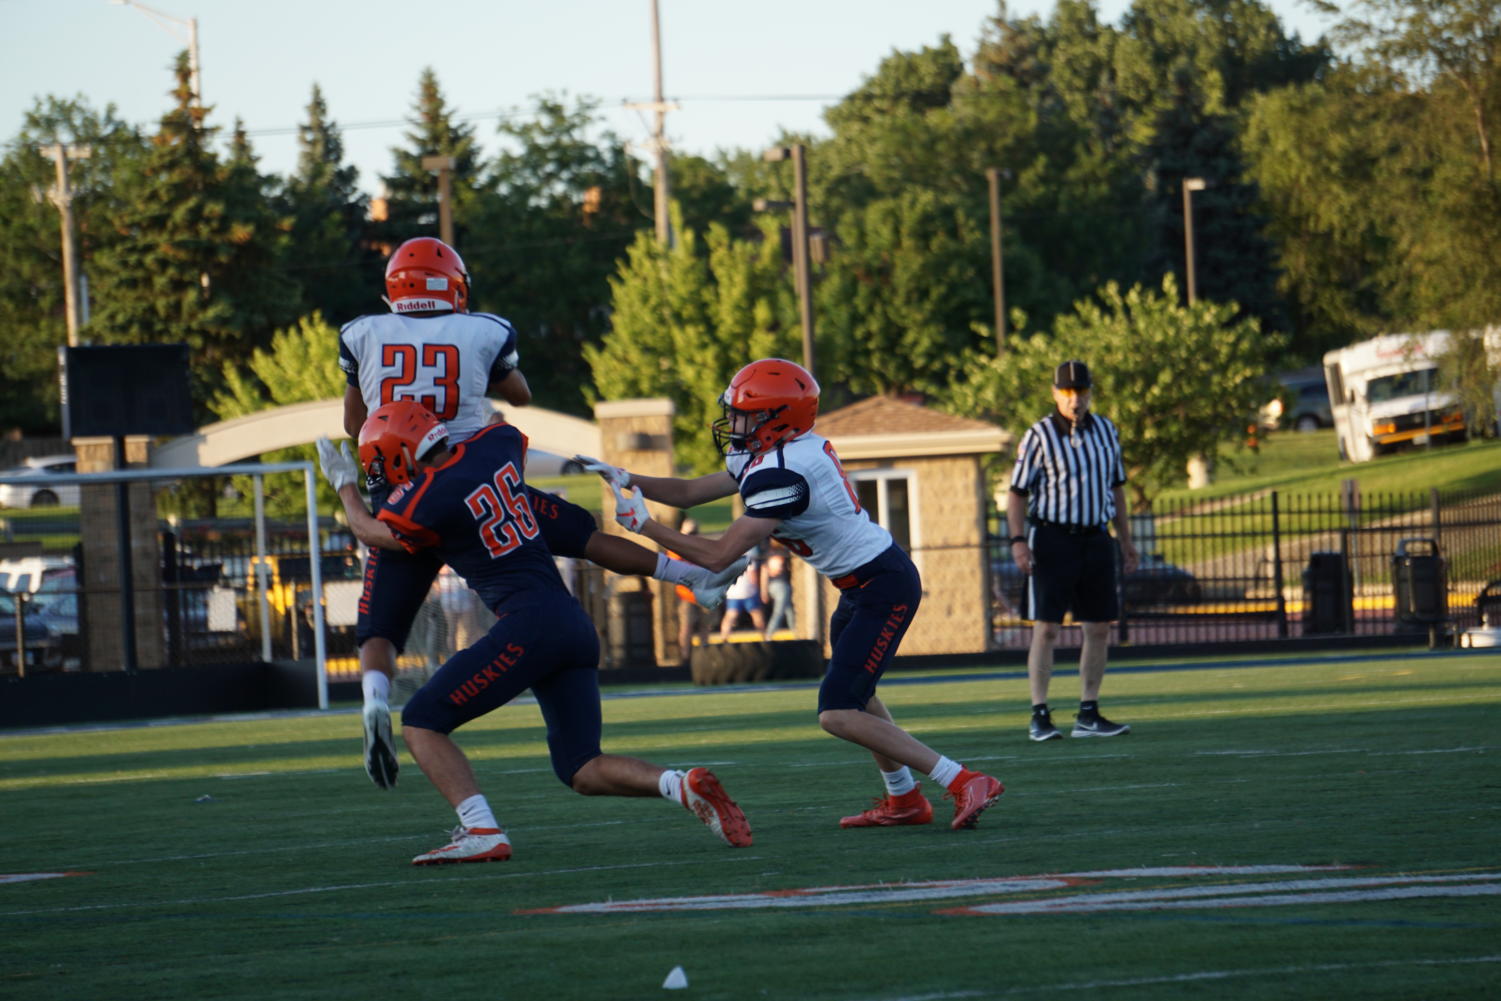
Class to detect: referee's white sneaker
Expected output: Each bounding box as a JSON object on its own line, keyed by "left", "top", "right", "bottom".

{"left": 363, "top": 700, "right": 399, "bottom": 789}
{"left": 1071, "top": 712, "right": 1131, "bottom": 737}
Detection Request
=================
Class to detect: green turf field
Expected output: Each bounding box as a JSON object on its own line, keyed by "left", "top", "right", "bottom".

{"left": 2, "top": 650, "right": 1498, "bottom": 1000}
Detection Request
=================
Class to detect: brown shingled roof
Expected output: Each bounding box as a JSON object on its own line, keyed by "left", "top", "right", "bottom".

{"left": 816, "top": 395, "right": 999, "bottom": 436}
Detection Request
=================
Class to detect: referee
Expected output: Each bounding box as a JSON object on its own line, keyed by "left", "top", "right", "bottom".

{"left": 1006, "top": 360, "right": 1139, "bottom": 741}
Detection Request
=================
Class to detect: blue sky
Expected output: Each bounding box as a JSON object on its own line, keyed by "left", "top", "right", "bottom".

{"left": 4, "top": 0, "right": 1335, "bottom": 196}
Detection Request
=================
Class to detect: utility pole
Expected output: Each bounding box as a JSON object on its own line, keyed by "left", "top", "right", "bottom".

{"left": 421, "top": 155, "right": 455, "bottom": 245}
{"left": 41, "top": 143, "right": 91, "bottom": 346}
{"left": 649, "top": 0, "right": 671, "bottom": 244}
{"left": 622, "top": 1, "right": 679, "bottom": 245}
{"left": 986, "top": 167, "right": 1007, "bottom": 354}
{"left": 763, "top": 145, "right": 815, "bottom": 377}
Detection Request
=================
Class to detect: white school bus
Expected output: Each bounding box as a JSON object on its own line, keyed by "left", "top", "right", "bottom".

{"left": 1323, "top": 329, "right": 1501, "bottom": 462}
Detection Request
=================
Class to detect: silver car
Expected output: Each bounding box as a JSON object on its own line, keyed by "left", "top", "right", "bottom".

{"left": 0, "top": 455, "right": 80, "bottom": 508}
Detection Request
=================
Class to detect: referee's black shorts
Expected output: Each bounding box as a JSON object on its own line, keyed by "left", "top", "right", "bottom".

{"left": 1023, "top": 522, "right": 1119, "bottom": 623}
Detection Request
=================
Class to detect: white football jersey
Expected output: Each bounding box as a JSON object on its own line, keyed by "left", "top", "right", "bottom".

{"left": 339, "top": 311, "right": 520, "bottom": 444}
{"left": 727, "top": 432, "right": 892, "bottom": 578}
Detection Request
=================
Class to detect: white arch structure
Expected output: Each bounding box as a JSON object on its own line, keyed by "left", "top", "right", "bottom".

{"left": 149, "top": 398, "right": 601, "bottom": 469}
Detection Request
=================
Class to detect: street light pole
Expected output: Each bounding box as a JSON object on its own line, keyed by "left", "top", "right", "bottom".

{"left": 764, "top": 145, "right": 815, "bottom": 377}
{"left": 986, "top": 167, "right": 1007, "bottom": 354}
{"left": 421, "top": 155, "right": 455, "bottom": 245}
{"left": 41, "top": 144, "right": 92, "bottom": 346}
{"left": 1181, "top": 176, "right": 1211, "bottom": 489}
{"left": 1182, "top": 176, "right": 1206, "bottom": 305}
{"left": 110, "top": 1, "right": 201, "bottom": 108}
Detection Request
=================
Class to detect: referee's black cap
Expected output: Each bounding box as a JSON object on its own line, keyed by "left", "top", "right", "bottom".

{"left": 1053, "top": 360, "right": 1092, "bottom": 389}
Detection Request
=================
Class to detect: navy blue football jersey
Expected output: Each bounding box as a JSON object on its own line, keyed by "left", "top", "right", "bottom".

{"left": 377, "top": 422, "right": 565, "bottom": 610}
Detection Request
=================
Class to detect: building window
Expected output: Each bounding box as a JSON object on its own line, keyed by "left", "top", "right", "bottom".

{"left": 852, "top": 471, "right": 914, "bottom": 552}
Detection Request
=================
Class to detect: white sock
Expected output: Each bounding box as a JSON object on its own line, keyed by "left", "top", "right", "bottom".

{"left": 927, "top": 756, "right": 964, "bottom": 789}
{"left": 362, "top": 671, "right": 390, "bottom": 706}
{"left": 881, "top": 767, "right": 917, "bottom": 797}
{"left": 456, "top": 794, "right": 499, "bottom": 831}
{"left": 658, "top": 769, "right": 687, "bottom": 804}
{"left": 652, "top": 553, "right": 694, "bottom": 584}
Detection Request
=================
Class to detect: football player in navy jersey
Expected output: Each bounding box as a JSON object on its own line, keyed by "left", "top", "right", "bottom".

{"left": 338, "top": 238, "right": 744, "bottom": 790}
{"left": 315, "top": 402, "right": 752, "bottom": 865}
{"left": 577, "top": 359, "right": 1005, "bottom": 832}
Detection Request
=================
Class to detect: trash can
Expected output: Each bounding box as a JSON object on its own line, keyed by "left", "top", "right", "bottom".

{"left": 1392, "top": 538, "right": 1446, "bottom": 634}
{"left": 1302, "top": 551, "right": 1351, "bottom": 634}
{"left": 606, "top": 590, "right": 655, "bottom": 667}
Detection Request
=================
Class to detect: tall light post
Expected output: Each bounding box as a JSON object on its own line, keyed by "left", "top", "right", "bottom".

{"left": 110, "top": 1, "right": 201, "bottom": 109}
{"left": 1181, "top": 176, "right": 1211, "bottom": 488}
{"left": 1182, "top": 176, "right": 1207, "bottom": 304}
{"left": 986, "top": 167, "right": 1007, "bottom": 354}
{"left": 762, "top": 145, "right": 814, "bottom": 377}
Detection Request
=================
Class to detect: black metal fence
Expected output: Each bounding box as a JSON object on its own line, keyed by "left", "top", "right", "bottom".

{"left": 987, "top": 487, "right": 1501, "bottom": 649}
{"left": 5, "top": 484, "right": 1499, "bottom": 677}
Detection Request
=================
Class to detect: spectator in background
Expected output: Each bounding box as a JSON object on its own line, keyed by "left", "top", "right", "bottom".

{"left": 762, "top": 543, "right": 795, "bottom": 639}
{"left": 438, "top": 564, "right": 491, "bottom": 652}
{"left": 672, "top": 518, "right": 713, "bottom": 666}
{"left": 719, "top": 548, "right": 766, "bottom": 640}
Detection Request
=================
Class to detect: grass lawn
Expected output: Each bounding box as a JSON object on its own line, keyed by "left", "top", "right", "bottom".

{"left": 2, "top": 648, "right": 1497, "bottom": 1000}
{"left": 1160, "top": 432, "right": 1501, "bottom": 506}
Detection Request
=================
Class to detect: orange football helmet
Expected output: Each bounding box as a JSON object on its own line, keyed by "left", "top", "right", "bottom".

{"left": 712, "top": 358, "right": 820, "bottom": 457}
{"left": 384, "top": 237, "right": 469, "bottom": 314}
{"left": 358, "top": 401, "right": 450, "bottom": 486}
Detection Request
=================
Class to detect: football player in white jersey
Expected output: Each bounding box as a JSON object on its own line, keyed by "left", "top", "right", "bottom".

{"left": 577, "top": 358, "right": 1005, "bottom": 831}
{"left": 333, "top": 238, "right": 746, "bottom": 791}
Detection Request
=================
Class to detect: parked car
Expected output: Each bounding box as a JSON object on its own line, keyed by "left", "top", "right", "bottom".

{"left": 991, "top": 551, "right": 1201, "bottom": 613}
{"left": 0, "top": 454, "right": 80, "bottom": 508}
{"left": 0, "top": 591, "right": 64, "bottom": 672}
{"left": 1258, "top": 368, "right": 1333, "bottom": 432}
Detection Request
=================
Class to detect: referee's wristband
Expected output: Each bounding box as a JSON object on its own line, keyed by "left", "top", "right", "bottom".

{"left": 1009, "top": 536, "right": 1027, "bottom": 545}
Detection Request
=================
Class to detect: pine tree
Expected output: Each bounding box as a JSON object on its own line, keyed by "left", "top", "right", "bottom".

{"left": 88, "top": 53, "right": 294, "bottom": 409}
{"left": 377, "top": 68, "right": 482, "bottom": 245}
{"left": 279, "top": 84, "right": 379, "bottom": 324}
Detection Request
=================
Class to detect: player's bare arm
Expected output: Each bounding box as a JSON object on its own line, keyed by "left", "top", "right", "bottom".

{"left": 336, "top": 485, "right": 405, "bottom": 552}
{"left": 640, "top": 513, "right": 776, "bottom": 574}
{"left": 343, "top": 384, "right": 368, "bottom": 439}
{"left": 490, "top": 368, "right": 531, "bottom": 406}
{"left": 631, "top": 470, "right": 738, "bottom": 508}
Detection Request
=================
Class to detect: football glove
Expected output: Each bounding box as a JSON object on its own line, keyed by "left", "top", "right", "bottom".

{"left": 315, "top": 437, "right": 360, "bottom": 493}
{"left": 611, "top": 482, "right": 652, "bottom": 534}
{"left": 573, "top": 455, "right": 631, "bottom": 489}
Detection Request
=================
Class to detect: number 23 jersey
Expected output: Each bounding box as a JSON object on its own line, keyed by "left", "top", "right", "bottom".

{"left": 339, "top": 311, "right": 520, "bottom": 444}
{"left": 376, "top": 422, "right": 563, "bottom": 611}
{"left": 727, "top": 432, "right": 892, "bottom": 579}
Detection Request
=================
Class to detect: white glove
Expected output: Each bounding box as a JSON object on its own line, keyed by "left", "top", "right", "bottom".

{"left": 611, "top": 482, "right": 652, "bottom": 534}
{"left": 573, "top": 454, "right": 630, "bottom": 489}
{"left": 316, "top": 437, "right": 360, "bottom": 493}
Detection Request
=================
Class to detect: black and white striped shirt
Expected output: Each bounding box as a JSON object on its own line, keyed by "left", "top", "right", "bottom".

{"left": 1008, "top": 411, "right": 1126, "bottom": 527}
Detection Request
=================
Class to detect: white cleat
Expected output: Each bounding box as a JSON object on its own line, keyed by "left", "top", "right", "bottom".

{"left": 683, "top": 556, "right": 751, "bottom": 611}
{"left": 363, "top": 701, "right": 399, "bottom": 790}
{"left": 411, "top": 826, "right": 512, "bottom": 865}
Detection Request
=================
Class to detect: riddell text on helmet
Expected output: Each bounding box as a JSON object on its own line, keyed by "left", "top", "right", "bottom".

{"left": 392, "top": 298, "right": 452, "bottom": 313}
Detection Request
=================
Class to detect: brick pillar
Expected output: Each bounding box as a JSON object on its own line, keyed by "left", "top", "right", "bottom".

{"left": 593, "top": 399, "right": 677, "bottom": 667}
{"left": 73, "top": 436, "right": 165, "bottom": 671}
